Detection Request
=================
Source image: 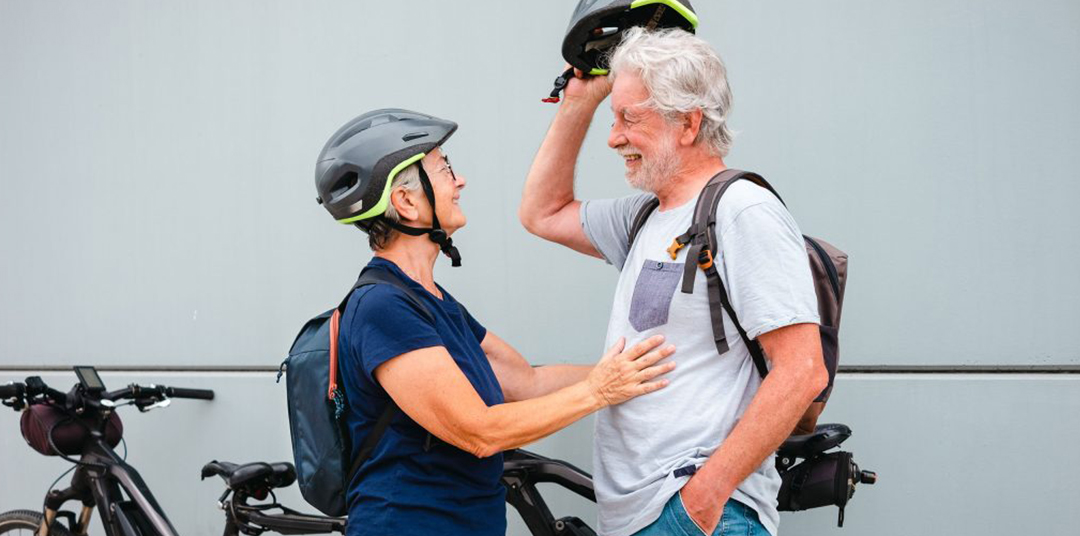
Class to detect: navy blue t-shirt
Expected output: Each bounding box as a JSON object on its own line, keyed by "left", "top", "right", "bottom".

{"left": 338, "top": 257, "right": 506, "bottom": 536}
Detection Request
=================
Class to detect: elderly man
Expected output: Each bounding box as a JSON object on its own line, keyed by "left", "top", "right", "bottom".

{"left": 519, "top": 28, "right": 828, "bottom": 536}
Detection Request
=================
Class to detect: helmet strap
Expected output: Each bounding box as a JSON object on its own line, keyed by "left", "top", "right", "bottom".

{"left": 383, "top": 165, "right": 462, "bottom": 267}
{"left": 542, "top": 66, "right": 576, "bottom": 104}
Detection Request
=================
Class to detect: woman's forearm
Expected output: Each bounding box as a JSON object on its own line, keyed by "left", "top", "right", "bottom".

{"left": 382, "top": 337, "right": 672, "bottom": 459}
{"left": 528, "top": 364, "right": 592, "bottom": 398}
{"left": 454, "top": 380, "right": 604, "bottom": 458}
{"left": 482, "top": 332, "right": 592, "bottom": 401}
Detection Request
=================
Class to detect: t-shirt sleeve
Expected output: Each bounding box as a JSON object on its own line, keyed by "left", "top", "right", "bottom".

{"left": 345, "top": 285, "right": 444, "bottom": 382}
{"left": 580, "top": 193, "right": 655, "bottom": 271}
{"left": 460, "top": 303, "right": 487, "bottom": 344}
{"left": 718, "top": 194, "right": 821, "bottom": 340}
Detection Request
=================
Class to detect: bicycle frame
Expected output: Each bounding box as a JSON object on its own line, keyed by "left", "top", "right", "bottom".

{"left": 1, "top": 371, "right": 217, "bottom": 536}
{"left": 501, "top": 450, "right": 597, "bottom": 536}
{"left": 212, "top": 449, "right": 597, "bottom": 536}
{"left": 43, "top": 435, "right": 179, "bottom": 536}
{"left": 6, "top": 370, "right": 870, "bottom": 535}
{"left": 222, "top": 498, "right": 346, "bottom": 536}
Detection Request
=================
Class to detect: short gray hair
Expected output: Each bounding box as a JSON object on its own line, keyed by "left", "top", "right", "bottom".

{"left": 356, "top": 163, "right": 423, "bottom": 251}
{"left": 609, "top": 27, "right": 735, "bottom": 157}
{"left": 382, "top": 163, "right": 422, "bottom": 223}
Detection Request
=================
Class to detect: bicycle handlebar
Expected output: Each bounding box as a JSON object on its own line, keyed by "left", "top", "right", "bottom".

{"left": 1, "top": 375, "right": 214, "bottom": 411}
{"left": 165, "top": 387, "right": 215, "bottom": 400}
{"left": 0, "top": 382, "right": 23, "bottom": 399}
{"left": 103, "top": 384, "right": 216, "bottom": 402}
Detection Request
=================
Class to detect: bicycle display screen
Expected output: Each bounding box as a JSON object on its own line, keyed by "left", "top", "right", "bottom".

{"left": 74, "top": 366, "right": 106, "bottom": 393}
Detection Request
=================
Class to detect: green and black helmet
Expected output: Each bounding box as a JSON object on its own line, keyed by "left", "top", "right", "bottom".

{"left": 315, "top": 109, "right": 463, "bottom": 266}
{"left": 564, "top": 0, "right": 698, "bottom": 75}
{"left": 543, "top": 0, "right": 699, "bottom": 103}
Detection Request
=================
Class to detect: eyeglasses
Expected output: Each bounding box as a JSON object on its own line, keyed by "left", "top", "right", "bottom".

{"left": 438, "top": 155, "right": 458, "bottom": 182}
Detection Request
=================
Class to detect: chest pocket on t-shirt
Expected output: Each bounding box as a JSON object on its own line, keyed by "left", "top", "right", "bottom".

{"left": 628, "top": 260, "right": 684, "bottom": 332}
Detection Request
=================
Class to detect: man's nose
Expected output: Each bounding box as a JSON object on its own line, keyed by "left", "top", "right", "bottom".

{"left": 608, "top": 123, "right": 625, "bottom": 149}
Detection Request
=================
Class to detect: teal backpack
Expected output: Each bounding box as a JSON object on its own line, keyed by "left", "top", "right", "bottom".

{"left": 278, "top": 268, "right": 431, "bottom": 516}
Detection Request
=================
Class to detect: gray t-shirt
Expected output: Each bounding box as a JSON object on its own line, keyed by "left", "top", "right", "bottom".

{"left": 580, "top": 181, "right": 820, "bottom": 536}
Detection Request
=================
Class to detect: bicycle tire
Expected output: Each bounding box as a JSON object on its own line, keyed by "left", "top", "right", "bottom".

{"left": 0, "top": 510, "right": 75, "bottom": 536}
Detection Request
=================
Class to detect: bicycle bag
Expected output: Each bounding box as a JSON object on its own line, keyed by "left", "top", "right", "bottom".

{"left": 20, "top": 403, "right": 123, "bottom": 456}
{"left": 279, "top": 267, "right": 433, "bottom": 517}
{"left": 776, "top": 423, "right": 877, "bottom": 526}
{"left": 628, "top": 169, "right": 848, "bottom": 434}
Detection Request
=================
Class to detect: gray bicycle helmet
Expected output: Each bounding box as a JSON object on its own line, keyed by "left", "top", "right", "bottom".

{"left": 543, "top": 0, "right": 698, "bottom": 103}
{"left": 315, "top": 108, "right": 462, "bottom": 266}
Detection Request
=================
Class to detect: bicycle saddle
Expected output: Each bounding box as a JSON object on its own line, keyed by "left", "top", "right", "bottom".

{"left": 201, "top": 460, "right": 297, "bottom": 490}
{"left": 777, "top": 423, "right": 851, "bottom": 460}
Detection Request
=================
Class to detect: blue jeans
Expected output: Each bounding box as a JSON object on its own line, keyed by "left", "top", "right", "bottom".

{"left": 632, "top": 492, "right": 769, "bottom": 536}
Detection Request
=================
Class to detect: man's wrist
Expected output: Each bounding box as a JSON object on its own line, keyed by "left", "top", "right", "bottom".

{"left": 559, "top": 96, "right": 603, "bottom": 115}
{"left": 693, "top": 458, "right": 738, "bottom": 500}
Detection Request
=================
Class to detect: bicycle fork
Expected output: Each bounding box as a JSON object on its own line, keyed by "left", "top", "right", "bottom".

{"left": 40, "top": 468, "right": 96, "bottom": 536}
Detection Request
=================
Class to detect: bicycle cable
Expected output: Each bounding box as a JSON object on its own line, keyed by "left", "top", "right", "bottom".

{"left": 46, "top": 413, "right": 109, "bottom": 470}
{"left": 44, "top": 465, "right": 76, "bottom": 498}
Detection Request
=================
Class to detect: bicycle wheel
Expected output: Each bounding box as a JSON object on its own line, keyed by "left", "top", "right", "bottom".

{"left": 0, "top": 510, "right": 75, "bottom": 536}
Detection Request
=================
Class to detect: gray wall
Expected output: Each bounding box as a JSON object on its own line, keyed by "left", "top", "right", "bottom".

{"left": 1, "top": 0, "right": 1077, "bottom": 535}
{"left": 2, "top": 371, "right": 1077, "bottom": 535}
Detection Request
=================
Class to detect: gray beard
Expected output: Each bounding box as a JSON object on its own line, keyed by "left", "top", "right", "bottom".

{"left": 625, "top": 142, "right": 682, "bottom": 195}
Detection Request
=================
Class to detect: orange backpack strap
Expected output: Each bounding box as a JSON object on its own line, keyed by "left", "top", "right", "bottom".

{"left": 328, "top": 268, "right": 437, "bottom": 401}
{"left": 328, "top": 309, "right": 342, "bottom": 401}
{"left": 332, "top": 267, "right": 439, "bottom": 481}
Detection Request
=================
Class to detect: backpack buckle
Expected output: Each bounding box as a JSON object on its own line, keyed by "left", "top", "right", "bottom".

{"left": 667, "top": 229, "right": 697, "bottom": 260}
{"left": 666, "top": 239, "right": 685, "bottom": 260}
{"left": 697, "top": 249, "right": 714, "bottom": 270}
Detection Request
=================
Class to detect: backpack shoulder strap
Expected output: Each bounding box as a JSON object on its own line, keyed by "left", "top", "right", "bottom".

{"left": 348, "top": 398, "right": 398, "bottom": 483}
{"left": 333, "top": 267, "right": 438, "bottom": 483}
{"left": 678, "top": 169, "right": 780, "bottom": 379}
{"left": 348, "top": 268, "right": 435, "bottom": 322}
{"left": 628, "top": 196, "right": 660, "bottom": 251}
{"left": 327, "top": 267, "right": 435, "bottom": 402}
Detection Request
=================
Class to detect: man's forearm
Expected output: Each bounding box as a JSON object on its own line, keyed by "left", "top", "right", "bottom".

{"left": 519, "top": 99, "right": 600, "bottom": 230}
{"left": 692, "top": 362, "right": 823, "bottom": 500}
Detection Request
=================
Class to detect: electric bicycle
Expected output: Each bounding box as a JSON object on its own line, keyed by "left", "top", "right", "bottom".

{"left": 1, "top": 367, "right": 874, "bottom": 536}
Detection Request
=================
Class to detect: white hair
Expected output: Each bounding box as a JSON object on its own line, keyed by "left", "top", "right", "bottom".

{"left": 383, "top": 163, "right": 422, "bottom": 223}
{"left": 609, "top": 27, "right": 735, "bottom": 157}
{"left": 360, "top": 162, "right": 424, "bottom": 250}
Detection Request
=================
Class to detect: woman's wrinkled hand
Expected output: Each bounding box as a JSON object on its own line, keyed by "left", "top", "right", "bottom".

{"left": 587, "top": 335, "right": 676, "bottom": 407}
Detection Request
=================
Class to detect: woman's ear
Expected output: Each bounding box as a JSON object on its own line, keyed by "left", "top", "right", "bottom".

{"left": 389, "top": 187, "right": 421, "bottom": 223}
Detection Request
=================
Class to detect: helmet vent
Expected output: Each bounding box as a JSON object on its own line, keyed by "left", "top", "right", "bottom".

{"left": 402, "top": 131, "right": 429, "bottom": 142}
{"left": 330, "top": 171, "right": 359, "bottom": 199}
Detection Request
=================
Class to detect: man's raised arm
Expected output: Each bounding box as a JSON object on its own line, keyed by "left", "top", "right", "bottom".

{"left": 519, "top": 73, "right": 613, "bottom": 258}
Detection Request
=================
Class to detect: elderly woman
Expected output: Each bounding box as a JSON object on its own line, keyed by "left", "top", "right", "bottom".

{"left": 313, "top": 108, "right": 676, "bottom": 536}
